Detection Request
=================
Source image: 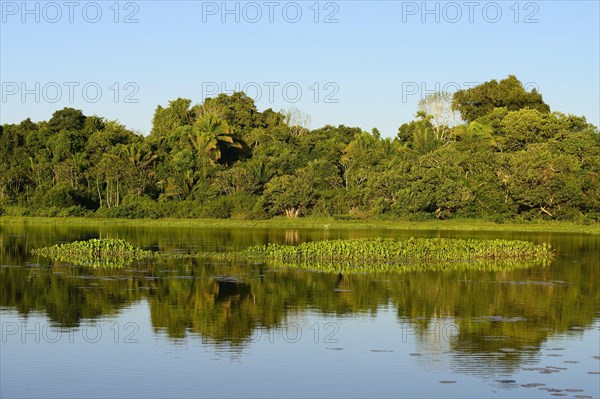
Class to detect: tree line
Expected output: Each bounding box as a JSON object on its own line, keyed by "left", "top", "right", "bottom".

{"left": 1, "top": 75, "right": 599, "bottom": 222}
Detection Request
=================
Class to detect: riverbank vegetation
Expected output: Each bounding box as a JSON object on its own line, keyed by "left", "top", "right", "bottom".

{"left": 2, "top": 216, "right": 598, "bottom": 235}
{"left": 2, "top": 75, "right": 599, "bottom": 222}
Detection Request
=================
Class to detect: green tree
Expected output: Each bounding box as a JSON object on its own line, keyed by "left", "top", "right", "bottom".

{"left": 48, "top": 107, "right": 86, "bottom": 132}
{"left": 201, "top": 92, "right": 258, "bottom": 136}
{"left": 150, "top": 98, "right": 192, "bottom": 137}
{"left": 397, "top": 112, "right": 443, "bottom": 154}
{"left": 192, "top": 114, "right": 243, "bottom": 165}
{"left": 497, "top": 144, "right": 587, "bottom": 218}
{"left": 452, "top": 75, "right": 550, "bottom": 123}
{"left": 261, "top": 173, "right": 315, "bottom": 218}
{"left": 452, "top": 121, "right": 496, "bottom": 151}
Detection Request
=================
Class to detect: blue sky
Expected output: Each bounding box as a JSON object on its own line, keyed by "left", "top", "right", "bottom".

{"left": 1, "top": 0, "right": 599, "bottom": 137}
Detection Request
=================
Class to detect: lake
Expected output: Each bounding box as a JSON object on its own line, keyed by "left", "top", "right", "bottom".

{"left": 1, "top": 223, "right": 599, "bottom": 398}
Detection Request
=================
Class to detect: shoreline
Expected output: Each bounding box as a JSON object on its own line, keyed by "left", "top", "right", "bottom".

{"left": 1, "top": 216, "right": 598, "bottom": 235}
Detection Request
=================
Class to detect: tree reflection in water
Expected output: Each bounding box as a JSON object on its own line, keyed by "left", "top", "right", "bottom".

{"left": 1, "top": 224, "right": 598, "bottom": 375}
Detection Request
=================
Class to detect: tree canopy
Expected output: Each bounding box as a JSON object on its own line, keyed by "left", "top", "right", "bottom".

{"left": 452, "top": 75, "right": 550, "bottom": 123}
{"left": 1, "top": 76, "right": 598, "bottom": 222}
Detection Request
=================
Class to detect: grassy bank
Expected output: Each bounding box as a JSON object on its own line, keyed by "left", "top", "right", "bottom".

{"left": 1, "top": 216, "right": 598, "bottom": 234}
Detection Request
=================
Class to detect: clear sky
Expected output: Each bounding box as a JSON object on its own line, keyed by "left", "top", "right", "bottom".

{"left": 1, "top": 0, "right": 599, "bottom": 137}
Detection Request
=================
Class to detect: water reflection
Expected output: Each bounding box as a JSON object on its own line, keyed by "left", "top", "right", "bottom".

{"left": 1, "top": 223, "right": 599, "bottom": 377}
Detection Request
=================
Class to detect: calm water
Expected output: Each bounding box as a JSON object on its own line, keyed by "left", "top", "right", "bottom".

{"left": 1, "top": 223, "right": 599, "bottom": 398}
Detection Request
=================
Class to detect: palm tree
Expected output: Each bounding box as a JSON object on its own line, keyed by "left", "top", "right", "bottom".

{"left": 452, "top": 122, "right": 496, "bottom": 150}
{"left": 119, "top": 143, "right": 159, "bottom": 196}
{"left": 412, "top": 124, "right": 441, "bottom": 155}
{"left": 123, "top": 142, "right": 158, "bottom": 170}
{"left": 248, "top": 158, "right": 277, "bottom": 187}
{"left": 186, "top": 126, "right": 219, "bottom": 162}
{"left": 192, "top": 114, "right": 243, "bottom": 164}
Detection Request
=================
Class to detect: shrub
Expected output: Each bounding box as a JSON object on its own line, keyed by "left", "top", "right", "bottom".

{"left": 94, "top": 199, "right": 166, "bottom": 219}
{"left": 199, "top": 197, "right": 232, "bottom": 219}
{"left": 41, "top": 184, "right": 77, "bottom": 208}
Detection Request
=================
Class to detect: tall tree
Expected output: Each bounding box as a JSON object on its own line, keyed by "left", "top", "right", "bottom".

{"left": 48, "top": 108, "right": 86, "bottom": 132}
{"left": 150, "top": 98, "right": 192, "bottom": 137}
{"left": 191, "top": 114, "right": 243, "bottom": 165}
{"left": 418, "top": 92, "right": 459, "bottom": 141}
{"left": 452, "top": 75, "right": 550, "bottom": 123}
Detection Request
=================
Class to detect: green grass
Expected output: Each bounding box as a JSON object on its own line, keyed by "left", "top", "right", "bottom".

{"left": 2, "top": 216, "right": 599, "bottom": 234}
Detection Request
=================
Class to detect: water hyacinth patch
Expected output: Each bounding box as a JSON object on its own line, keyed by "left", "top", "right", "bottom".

{"left": 222, "top": 238, "right": 553, "bottom": 273}
{"left": 32, "top": 238, "right": 155, "bottom": 268}
{"left": 242, "top": 238, "right": 552, "bottom": 262}
{"left": 32, "top": 237, "right": 553, "bottom": 272}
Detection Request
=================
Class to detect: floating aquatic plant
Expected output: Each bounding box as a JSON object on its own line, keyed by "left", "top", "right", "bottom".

{"left": 211, "top": 237, "right": 553, "bottom": 273}
{"left": 33, "top": 237, "right": 553, "bottom": 272}
{"left": 32, "top": 238, "right": 155, "bottom": 268}
{"left": 242, "top": 238, "right": 551, "bottom": 262}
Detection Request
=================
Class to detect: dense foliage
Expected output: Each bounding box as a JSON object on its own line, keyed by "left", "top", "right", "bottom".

{"left": 2, "top": 76, "right": 599, "bottom": 222}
